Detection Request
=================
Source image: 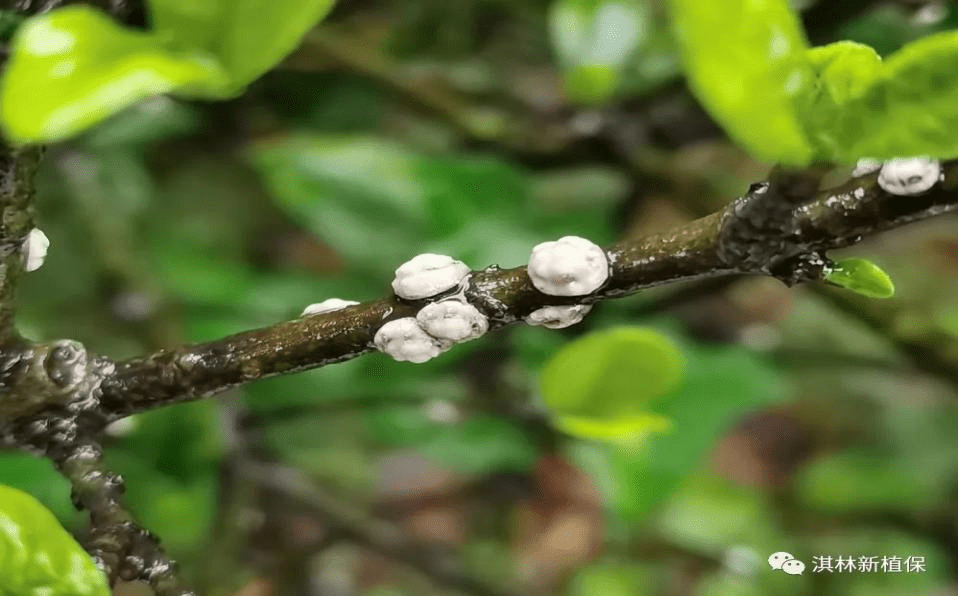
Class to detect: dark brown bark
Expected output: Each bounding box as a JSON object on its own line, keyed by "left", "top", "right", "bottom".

{"left": 98, "top": 162, "right": 958, "bottom": 417}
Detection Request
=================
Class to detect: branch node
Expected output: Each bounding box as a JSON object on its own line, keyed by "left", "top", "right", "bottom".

{"left": 718, "top": 166, "right": 826, "bottom": 273}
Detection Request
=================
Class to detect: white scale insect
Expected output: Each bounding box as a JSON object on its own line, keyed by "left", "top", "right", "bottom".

{"left": 524, "top": 304, "right": 592, "bottom": 329}
{"left": 373, "top": 236, "right": 609, "bottom": 362}
{"left": 877, "top": 157, "right": 941, "bottom": 196}
{"left": 526, "top": 235, "right": 609, "bottom": 296}
{"left": 300, "top": 298, "right": 359, "bottom": 317}
{"left": 391, "top": 253, "right": 470, "bottom": 300}
{"left": 375, "top": 253, "right": 489, "bottom": 362}
{"left": 374, "top": 317, "right": 451, "bottom": 364}
{"left": 22, "top": 228, "right": 49, "bottom": 272}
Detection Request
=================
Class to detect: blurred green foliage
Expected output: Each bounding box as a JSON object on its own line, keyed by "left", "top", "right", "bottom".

{"left": 0, "top": 1, "right": 957, "bottom": 595}
{"left": 548, "top": 0, "right": 652, "bottom": 103}
{"left": 569, "top": 328, "right": 787, "bottom": 522}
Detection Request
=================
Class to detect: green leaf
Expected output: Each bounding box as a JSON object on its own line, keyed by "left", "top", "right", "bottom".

{"left": 0, "top": 6, "right": 229, "bottom": 144}
{"left": 665, "top": 0, "right": 958, "bottom": 163}
{"left": 0, "top": 484, "right": 109, "bottom": 596}
{"left": 845, "top": 31, "right": 958, "bottom": 160}
{"left": 806, "top": 42, "right": 883, "bottom": 107}
{"left": 555, "top": 413, "right": 672, "bottom": 443}
{"left": 78, "top": 97, "right": 202, "bottom": 148}
{"left": 0, "top": 0, "right": 335, "bottom": 143}
{"left": 824, "top": 258, "right": 895, "bottom": 299}
{"left": 539, "top": 327, "right": 684, "bottom": 442}
{"left": 666, "top": 0, "right": 814, "bottom": 164}
{"left": 248, "top": 136, "right": 535, "bottom": 275}
{"left": 562, "top": 64, "right": 619, "bottom": 105}
{"left": 249, "top": 136, "right": 431, "bottom": 275}
{"left": 796, "top": 450, "right": 940, "bottom": 513}
{"left": 570, "top": 334, "right": 786, "bottom": 521}
{"left": 798, "top": 35, "right": 958, "bottom": 162}
{"left": 549, "top": 0, "right": 651, "bottom": 104}
{"left": 148, "top": 0, "right": 336, "bottom": 86}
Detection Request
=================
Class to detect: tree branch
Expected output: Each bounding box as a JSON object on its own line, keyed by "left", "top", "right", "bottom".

{"left": 7, "top": 408, "right": 194, "bottom": 595}
{"left": 0, "top": 145, "right": 43, "bottom": 344}
{"left": 717, "top": 164, "right": 828, "bottom": 280}
{"left": 97, "top": 163, "right": 958, "bottom": 417}
{"left": 57, "top": 440, "right": 193, "bottom": 596}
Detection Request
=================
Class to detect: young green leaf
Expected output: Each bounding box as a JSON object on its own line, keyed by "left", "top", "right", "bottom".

{"left": 148, "top": 0, "right": 337, "bottom": 87}
{"left": 666, "top": 0, "right": 815, "bottom": 164}
{"left": 798, "top": 32, "right": 958, "bottom": 162}
{"left": 799, "top": 41, "right": 883, "bottom": 160}
{"left": 0, "top": 0, "right": 337, "bottom": 143}
{"left": 824, "top": 258, "right": 895, "bottom": 299}
{"left": 0, "top": 6, "right": 229, "bottom": 144}
{"left": 555, "top": 412, "right": 671, "bottom": 444}
{"left": 568, "top": 335, "right": 787, "bottom": 522}
{"left": 846, "top": 31, "right": 958, "bottom": 160}
{"left": 668, "top": 0, "right": 958, "bottom": 164}
{"left": 539, "top": 327, "right": 684, "bottom": 442}
{"left": 0, "top": 484, "right": 110, "bottom": 596}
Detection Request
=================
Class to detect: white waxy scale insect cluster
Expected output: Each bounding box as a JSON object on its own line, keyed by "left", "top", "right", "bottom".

{"left": 524, "top": 304, "right": 592, "bottom": 329}
{"left": 301, "top": 298, "right": 360, "bottom": 317}
{"left": 22, "top": 228, "right": 49, "bottom": 272}
{"left": 391, "top": 253, "right": 470, "bottom": 300}
{"left": 374, "top": 317, "right": 451, "bottom": 364}
{"left": 416, "top": 300, "right": 488, "bottom": 342}
{"left": 375, "top": 254, "right": 489, "bottom": 363}
{"left": 526, "top": 236, "right": 609, "bottom": 296}
{"left": 877, "top": 157, "right": 941, "bottom": 196}
{"left": 376, "top": 238, "right": 609, "bottom": 362}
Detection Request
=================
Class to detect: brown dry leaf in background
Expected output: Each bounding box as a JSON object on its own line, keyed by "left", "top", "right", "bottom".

{"left": 512, "top": 454, "right": 604, "bottom": 592}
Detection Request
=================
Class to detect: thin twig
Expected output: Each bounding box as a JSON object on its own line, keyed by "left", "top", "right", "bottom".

{"left": 8, "top": 412, "right": 195, "bottom": 595}
{"left": 0, "top": 145, "right": 43, "bottom": 343}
